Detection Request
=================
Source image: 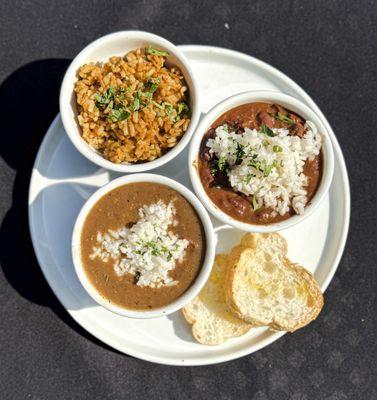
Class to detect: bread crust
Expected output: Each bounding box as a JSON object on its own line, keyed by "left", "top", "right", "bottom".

{"left": 182, "top": 254, "right": 251, "bottom": 345}
{"left": 224, "top": 234, "right": 324, "bottom": 332}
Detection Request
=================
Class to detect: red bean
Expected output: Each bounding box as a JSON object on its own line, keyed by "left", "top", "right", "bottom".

{"left": 229, "top": 196, "right": 248, "bottom": 216}
{"left": 201, "top": 167, "right": 214, "bottom": 186}
{"left": 258, "top": 111, "right": 275, "bottom": 128}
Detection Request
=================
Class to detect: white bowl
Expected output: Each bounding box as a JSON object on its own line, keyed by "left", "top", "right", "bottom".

{"left": 60, "top": 31, "right": 200, "bottom": 173}
{"left": 188, "top": 90, "right": 335, "bottom": 233}
{"left": 71, "top": 173, "right": 216, "bottom": 319}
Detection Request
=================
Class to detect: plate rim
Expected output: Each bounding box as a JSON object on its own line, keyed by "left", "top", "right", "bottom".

{"left": 28, "top": 45, "right": 351, "bottom": 366}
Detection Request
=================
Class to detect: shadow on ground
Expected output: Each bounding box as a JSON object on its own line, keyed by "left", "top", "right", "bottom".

{"left": 0, "top": 59, "right": 118, "bottom": 353}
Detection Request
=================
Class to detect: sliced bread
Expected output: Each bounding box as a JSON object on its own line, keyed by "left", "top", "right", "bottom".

{"left": 225, "top": 233, "right": 323, "bottom": 332}
{"left": 183, "top": 254, "right": 251, "bottom": 345}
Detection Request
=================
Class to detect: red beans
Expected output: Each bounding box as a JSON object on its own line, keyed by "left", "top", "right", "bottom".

{"left": 228, "top": 196, "right": 249, "bottom": 216}
{"left": 201, "top": 167, "right": 214, "bottom": 187}
{"left": 258, "top": 111, "right": 275, "bottom": 128}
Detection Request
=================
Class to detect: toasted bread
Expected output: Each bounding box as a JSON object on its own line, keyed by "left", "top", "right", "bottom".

{"left": 225, "top": 233, "right": 323, "bottom": 332}
{"left": 183, "top": 254, "right": 251, "bottom": 345}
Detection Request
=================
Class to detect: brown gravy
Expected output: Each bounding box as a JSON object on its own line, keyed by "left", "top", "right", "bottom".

{"left": 198, "top": 102, "right": 322, "bottom": 225}
{"left": 81, "top": 182, "right": 206, "bottom": 310}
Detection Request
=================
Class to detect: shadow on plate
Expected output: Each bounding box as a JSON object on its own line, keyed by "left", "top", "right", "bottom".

{"left": 166, "top": 311, "right": 197, "bottom": 343}
{"left": 0, "top": 59, "right": 121, "bottom": 354}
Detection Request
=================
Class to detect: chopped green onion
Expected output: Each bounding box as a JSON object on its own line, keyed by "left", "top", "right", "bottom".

{"left": 252, "top": 194, "right": 260, "bottom": 211}
{"left": 153, "top": 101, "right": 164, "bottom": 109}
{"left": 209, "top": 163, "right": 218, "bottom": 176}
{"left": 218, "top": 156, "right": 230, "bottom": 172}
{"left": 263, "top": 161, "right": 277, "bottom": 177}
{"left": 273, "top": 145, "right": 282, "bottom": 153}
{"left": 146, "top": 46, "right": 169, "bottom": 57}
{"left": 163, "top": 102, "right": 175, "bottom": 121}
{"left": 177, "top": 102, "right": 189, "bottom": 116}
{"left": 260, "top": 123, "right": 275, "bottom": 137}
{"left": 144, "top": 77, "right": 161, "bottom": 94}
{"left": 245, "top": 173, "right": 255, "bottom": 184}
{"left": 276, "top": 112, "right": 295, "bottom": 125}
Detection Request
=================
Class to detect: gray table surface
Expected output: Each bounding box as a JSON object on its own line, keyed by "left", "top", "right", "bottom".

{"left": 0, "top": 1, "right": 376, "bottom": 399}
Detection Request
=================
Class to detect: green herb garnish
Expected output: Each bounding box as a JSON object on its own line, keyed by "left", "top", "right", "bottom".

{"left": 144, "top": 77, "right": 161, "bottom": 94}
{"left": 273, "top": 145, "right": 282, "bottom": 153}
{"left": 248, "top": 160, "right": 264, "bottom": 173}
{"left": 245, "top": 172, "right": 255, "bottom": 184}
{"left": 153, "top": 101, "right": 164, "bottom": 109}
{"left": 252, "top": 194, "right": 260, "bottom": 211}
{"left": 177, "top": 102, "right": 189, "bottom": 117}
{"left": 108, "top": 107, "right": 130, "bottom": 122}
{"left": 276, "top": 112, "right": 295, "bottom": 126}
{"left": 218, "top": 156, "right": 230, "bottom": 173}
{"left": 146, "top": 46, "right": 169, "bottom": 57}
{"left": 95, "top": 85, "right": 115, "bottom": 109}
{"left": 235, "top": 142, "right": 245, "bottom": 165}
{"left": 260, "top": 123, "right": 275, "bottom": 137}
{"left": 146, "top": 241, "right": 161, "bottom": 256}
{"left": 263, "top": 161, "right": 277, "bottom": 177}
{"left": 209, "top": 163, "right": 218, "bottom": 176}
{"left": 130, "top": 92, "right": 141, "bottom": 111}
{"left": 163, "top": 102, "right": 175, "bottom": 121}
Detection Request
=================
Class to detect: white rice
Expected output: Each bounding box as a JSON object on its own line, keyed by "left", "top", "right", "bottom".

{"left": 90, "top": 201, "right": 189, "bottom": 288}
{"left": 206, "top": 121, "right": 322, "bottom": 215}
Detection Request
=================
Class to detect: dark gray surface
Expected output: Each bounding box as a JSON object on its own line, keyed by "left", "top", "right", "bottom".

{"left": 0, "top": 1, "right": 376, "bottom": 399}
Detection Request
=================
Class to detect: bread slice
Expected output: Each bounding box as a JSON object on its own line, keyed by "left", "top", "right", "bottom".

{"left": 225, "top": 233, "right": 323, "bottom": 332}
{"left": 183, "top": 254, "right": 251, "bottom": 345}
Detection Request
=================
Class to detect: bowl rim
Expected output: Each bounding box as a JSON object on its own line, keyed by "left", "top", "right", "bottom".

{"left": 188, "top": 90, "right": 335, "bottom": 233}
{"left": 71, "top": 173, "right": 216, "bottom": 319}
{"left": 60, "top": 30, "right": 201, "bottom": 173}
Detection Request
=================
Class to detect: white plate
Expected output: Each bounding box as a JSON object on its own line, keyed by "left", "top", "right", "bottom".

{"left": 28, "top": 45, "right": 350, "bottom": 366}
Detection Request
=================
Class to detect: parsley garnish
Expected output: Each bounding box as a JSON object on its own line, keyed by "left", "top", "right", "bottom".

{"left": 276, "top": 112, "right": 295, "bottom": 126}
{"left": 260, "top": 123, "right": 275, "bottom": 137}
{"left": 209, "top": 163, "right": 218, "bottom": 176}
{"left": 248, "top": 160, "right": 264, "bottom": 173}
{"left": 177, "top": 102, "right": 189, "bottom": 117}
{"left": 131, "top": 92, "right": 141, "bottom": 111}
{"left": 218, "top": 156, "right": 230, "bottom": 172}
{"left": 263, "top": 161, "right": 277, "bottom": 177}
{"left": 95, "top": 85, "right": 115, "bottom": 109}
{"left": 245, "top": 172, "right": 255, "bottom": 184}
{"left": 146, "top": 46, "right": 169, "bottom": 57}
{"left": 235, "top": 142, "right": 245, "bottom": 165}
{"left": 147, "top": 241, "right": 161, "bottom": 256}
{"left": 144, "top": 77, "right": 161, "bottom": 94}
{"left": 95, "top": 85, "right": 132, "bottom": 122}
{"left": 108, "top": 108, "right": 130, "bottom": 122}
{"left": 163, "top": 102, "right": 175, "bottom": 122}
